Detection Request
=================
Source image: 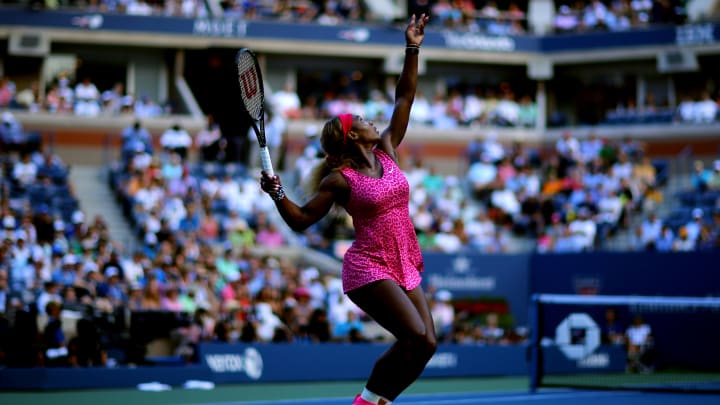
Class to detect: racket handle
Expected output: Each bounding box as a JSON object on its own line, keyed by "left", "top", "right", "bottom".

{"left": 260, "top": 146, "right": 274, "bottom": 177}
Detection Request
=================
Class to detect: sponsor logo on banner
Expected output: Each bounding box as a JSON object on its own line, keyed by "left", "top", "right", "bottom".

{"left": 427, "top": 255, "right": 497, "bottom": 292}
{"left": 426, "top": 352, "right": 458, "bottom": 369}
{"left": 71, "top": 14, "right": 104, "bottom": 30}
{"left": 573, "top": 276, "right": 601, "bottom": 295}
{"left": 676, "top": 24, "right": 716, "bottom": 46}
{"left": 555, "top": 313, "right": 610, "bottom": 369}
{"left": 193, "top": 19, "right": 248, "bottom": 37}
{"left": 338, "top": 28, "right": 370, "bottom": 43}
{"left": 443, "top": 32, "right": 515, "bottom": 52}
{"left": 205, "top": 347, "right": 263, "bottom": 379}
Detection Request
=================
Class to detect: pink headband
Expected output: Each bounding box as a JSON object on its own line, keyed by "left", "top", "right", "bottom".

{"left": 338, "top": 114, "right": 353, "bottom": 143}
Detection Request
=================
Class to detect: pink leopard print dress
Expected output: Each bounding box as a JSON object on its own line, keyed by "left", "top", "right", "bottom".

{"left": 339, "top": 149, "right": 424, "bottom": 293}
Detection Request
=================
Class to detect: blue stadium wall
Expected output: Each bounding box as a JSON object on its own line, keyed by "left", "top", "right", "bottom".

{"left": 0, "top": 251, "right": 717, "bottom": 390}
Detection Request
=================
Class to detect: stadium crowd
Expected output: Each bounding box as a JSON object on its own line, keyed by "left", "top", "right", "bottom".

{"left": 0, "top": 74, "right": 169, "bottom": 118}
{"left": 553, "top": 0, "right": 687, "bottom": 34}
{"left": 628, "top": 158, "right": 720, "bottom": 252}
{"left": 601, "top": 90, "right": 720, "bottom": 126}
{"left": 2, "top": 101, "right": 719, "bottom": 368}
{"left": 5, "top": 0, "right": 695, "bottom": 35}
{"left": 1, "top": 71, "right": 539, "bottom": 129}
{"left": 0, "top": 114, "right": 530, "bottom": 369}
{"left": 297, "top": 125, "right": 719, "bottom": 254}
{"left": 6, "top": 70, "right": 720, "bottom": 132}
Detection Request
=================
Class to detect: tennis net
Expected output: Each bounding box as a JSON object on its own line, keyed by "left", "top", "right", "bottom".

{"left": 529, "top": 294, "right": 720, "bottom": 393}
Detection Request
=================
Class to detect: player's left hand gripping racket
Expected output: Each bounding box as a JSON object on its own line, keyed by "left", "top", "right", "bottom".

{"left": 236, "top": 48, "right": 274, "bottom": 177}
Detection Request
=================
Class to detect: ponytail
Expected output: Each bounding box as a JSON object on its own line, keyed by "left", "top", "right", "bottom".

{"left": 300, "top": 154, "right": 356, "bottom": 200}
{"left": 302, "top": 159, "right": 333, "bottom": 199}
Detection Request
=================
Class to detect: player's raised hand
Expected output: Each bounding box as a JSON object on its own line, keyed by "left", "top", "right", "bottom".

{"left": 406, "top": 13, "right": 429, "bottom": 47}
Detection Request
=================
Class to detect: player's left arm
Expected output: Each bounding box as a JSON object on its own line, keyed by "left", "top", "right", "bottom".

{"left": 380, "top": 13, "right": 429, "bottom": 159}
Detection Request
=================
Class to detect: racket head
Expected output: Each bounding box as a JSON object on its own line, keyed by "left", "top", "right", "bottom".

{"left": 236, "top": 48, "right": 266, "bottom": 140}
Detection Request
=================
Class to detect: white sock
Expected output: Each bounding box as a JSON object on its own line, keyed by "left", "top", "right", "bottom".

{"left": 361, "top": 388, "right": 392, "bottom": 404}
{"left": 361, "top": 388, "right": 381, "bottom": 404}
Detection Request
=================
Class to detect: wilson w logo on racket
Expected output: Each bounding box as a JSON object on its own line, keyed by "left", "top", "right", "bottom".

{"left": 236, "top": 48, "right": 275, "bottom": 176}
{"left": 239, "top": 68, "right": 259, "bottom": 100}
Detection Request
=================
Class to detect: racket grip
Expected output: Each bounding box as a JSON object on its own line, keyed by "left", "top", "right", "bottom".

{"left": 260, "top": 146, "right": 274, "bottom": 177}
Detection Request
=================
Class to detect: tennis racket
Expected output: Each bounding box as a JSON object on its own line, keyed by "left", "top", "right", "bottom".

{"left": 236, "top": 48, "right": 274, "bottom": 177}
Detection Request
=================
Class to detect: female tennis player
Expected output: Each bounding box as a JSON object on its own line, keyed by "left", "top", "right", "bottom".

{"left": 260, "top": 14, "right": 433, "bottom": 405}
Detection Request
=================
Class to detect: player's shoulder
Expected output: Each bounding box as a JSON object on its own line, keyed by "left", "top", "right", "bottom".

{"left": 320, "top": 170, "right": 348, "bottom": 189}
{"left": 319, "top": 169, "right": 350, "bottom": 204}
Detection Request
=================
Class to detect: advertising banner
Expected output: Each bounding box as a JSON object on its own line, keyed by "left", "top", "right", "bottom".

{"left": 198, "top": 343, "right": 527, "bottom": 383}
{"left": 422, "top": 253, "right": 531, "bottom": 326}
{"left": 2, "top": 10, "right": 719, "bottom": 54}
{"left": 530, "top": 251, "right": 720, "bottom": 297}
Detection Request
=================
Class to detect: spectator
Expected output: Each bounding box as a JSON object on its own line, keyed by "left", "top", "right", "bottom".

{"left": 73, "top": 77, "right": 101, "bottom": 117}
{"left": 580, "top": 133, "right": 603, "bottom": 164}
{"left": 467, "top": 153, "right": 499, "bottom": 202}
{"left": 317, "top": 4, "right": 343, "bottom": 25}
{"left": 432, "top": 0, "right": 462, "bottom": 27}
{"left": 639, "top": 211, "right": 663, "bottom": 250}
{"left": 68, "top": 318, "right": 106, "bottom": 367}
{"left": 626, "top": 315, "right": 653, "bottom": 373}
{"left": 12, "top": 153, "right": 37, "bottom": 189}
{"left": 364, "top": 89, "right": 391, "bottom": 123}
{"left": 121, "top": 120, "right": 152, "bottom": 162}
{"left": 42, "top": 301, "right": 68, "bottom": 366}
{"left": 685, "top": 207, "right": 705, "bottom": 242}
{"left": 555, "top": 131, "right": 581, "bottom": 177}
{"left": 409, "top": 90, "right": 432, "bottom": 125}
{"left": 254, "top": 288, "right": 285, "bottom": 342}
{"left": 227, "top": 214, "right": 255, "bottom": 249}
{"left": 255, "top": 222, "right": 285, "bottom": 248}
{"left": 673, "top": 226, "right": 695, "bottom": 251}
{"left": 198, "top": 211, "right": 220, "bottom": 241}
{"left": 709, "top": 160, "right": 720, "bottom": 190}
{"left": 306, "top": 308, "right": 331, "bottom": 342}
{"left": 127, "top": 0, "right": 154, "bottom": 15}
{"left": 695, "top": 92, "right": 718, "bottom": 123}
{"left": 161, "top": 153, "right": 184, "bottom": 182}
{"left": 0, "top": 270, "right": 8, "bottom": 316}
{"left": 655, "top": 224, "right": 675, "bottom": 252}
{"left": 334, "top": 309, "right": 365, "bottom": 341}
{"left": 161, "top": 286, "right": 184, "bottom": 312}
{"left": 568, "top": 207, "right": 597, "bottom": 250}
{"left": 552, "top": 223, "right": 584, "bottom": 252}
{"left": 101, "top": 82, "right": 126, "bottom": 115}
{"left": 0, "top": 111, "right": 25, "bottom": 152}
{"left": 430, "top": 289, "right": 455, "bottom": 342}
{"left": 481, "top": 312, "right": 505, "bottom": 344}
{"left": 691, "top": 160, "right": 713, "bottom": 193}
{"left": 554, "top": 5, "right": 580, "bottom": 33}
{"left": 517, "top": 95, "right": 537, "bottom": 127}
{"left": 432, "top": 220, "right": 464, "bottom": 253}
{"left": 482, "top": 131, "right": 506, "bottom": 164}
{"left": 601, "top": 308, "right": 625, "bottom": 345}
{"left": 270, "top": 82, "right": 301, "bottom": 119}
{"left": 160, "top": 123, "right": 192, "bottom": 159}
{"left": 0, "top": 76, "right": 16, "bottom": 108}
{"left": 196, "top": 115, "right": 225, "bottom": 162}
{"left": 293, "top": 128, "right": 324, "bottom": 192}
{"left": 696, "top": 223, "right": 716, "bottom": 251}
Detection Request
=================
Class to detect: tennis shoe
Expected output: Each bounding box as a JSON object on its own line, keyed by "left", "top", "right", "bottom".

{"left": 353, "top": 394, "right": 389, "bottom": 405}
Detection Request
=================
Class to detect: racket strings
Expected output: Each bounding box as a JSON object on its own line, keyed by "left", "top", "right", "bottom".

{"left": 237, "top": 53, "right": 264, "bottom": 119}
